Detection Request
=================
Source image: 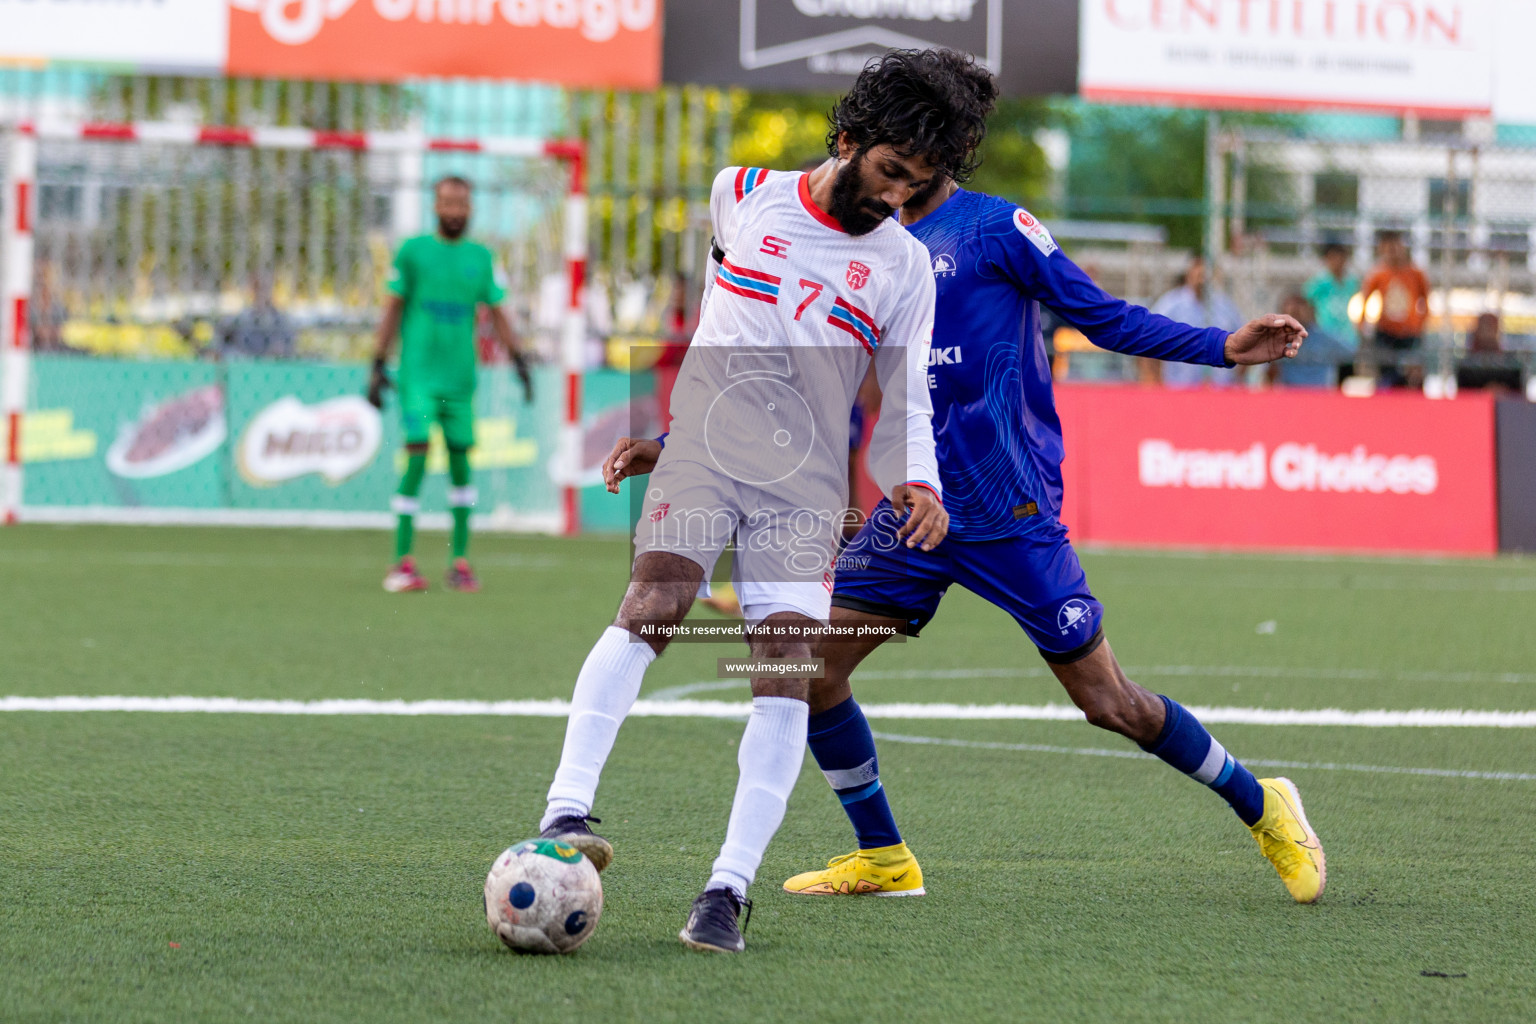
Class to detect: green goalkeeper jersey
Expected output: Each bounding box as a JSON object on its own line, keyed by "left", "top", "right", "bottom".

{"left": 386, "top": 234, "right": 507, "bottom": 395}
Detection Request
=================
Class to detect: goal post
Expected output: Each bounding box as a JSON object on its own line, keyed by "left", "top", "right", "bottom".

{"left": 0, "top": 119, "right": 587, "bottom": 534}
{"left": 1, "top": 124, "right": 35, "bottom": 526}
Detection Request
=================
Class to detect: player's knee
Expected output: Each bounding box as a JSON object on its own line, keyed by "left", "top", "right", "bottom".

{"left": 614, "top": 580, "right": 693, "bottom": 638}
{"left": 748, "top": 612, "right": 816, "bottom": 661}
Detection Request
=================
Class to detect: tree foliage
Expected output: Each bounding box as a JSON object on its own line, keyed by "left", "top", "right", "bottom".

{"left": 730, "top": 90, "right": 1051, "bottom": 205}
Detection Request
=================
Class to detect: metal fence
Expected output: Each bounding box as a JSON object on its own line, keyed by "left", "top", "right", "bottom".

{"left": 20, "top": 130, "right": 570, "bottom": 364}
{"left": 1210, "top": 118, "right": 1536, "bottom": 390}
{"left": 0, "top": 69, "right": 734, "bottom": 366}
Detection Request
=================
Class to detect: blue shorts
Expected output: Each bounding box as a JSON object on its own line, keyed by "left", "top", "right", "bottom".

{"left": 831, "top": 499, "right": 1105, "bottom": 663}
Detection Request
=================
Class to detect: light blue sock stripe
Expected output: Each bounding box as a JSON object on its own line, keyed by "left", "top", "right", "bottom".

{"left": 1211, "top": 755, "right": 1236, "bottom": 789}
{"left": 837, "top": 780, "right": 883, "bottom": 806}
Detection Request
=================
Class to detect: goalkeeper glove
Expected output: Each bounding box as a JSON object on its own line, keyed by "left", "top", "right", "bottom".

{"left": 366, "top": 357, "right": 392, "bottom": 410}
{"left": 511, "top": 350, "right": 535, "bottom": 404}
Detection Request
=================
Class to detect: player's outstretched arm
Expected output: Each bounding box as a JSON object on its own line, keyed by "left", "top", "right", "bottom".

{"left": 1224, "top": 314, "right": 1308, "bottom": 365}
{"left": 603, "top": 436, "right": 662, "bottom": 494}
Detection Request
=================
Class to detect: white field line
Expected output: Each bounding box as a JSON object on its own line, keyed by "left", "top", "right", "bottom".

{"left": 642, "top": 664, "right": 1536, "bottom": 698}
{"left": 868, "top": 731, "right": 1536, "bottom": 783}
{"left": 859, "top": 665, "right": 1536, "bottom": 684}
{"left": 0, "top": 550, "right": 568, "bottom": 570}
{"left": 3, "top": 695, "right": 1536, "bottom": 728}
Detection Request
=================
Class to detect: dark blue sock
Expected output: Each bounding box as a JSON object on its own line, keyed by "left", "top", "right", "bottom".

{"left": 806, "top": 697, "right": 903, "bottom": 849}
{"left": 1140, "top": 695, "right": 1265, "bottom": 826}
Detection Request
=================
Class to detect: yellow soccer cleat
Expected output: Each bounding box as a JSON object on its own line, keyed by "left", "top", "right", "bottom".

{"left": 782, "top": 842, "right": 926, "bottom": 897}
{"left": 1249, "top": 777, "right": 1326, "bottom": 903}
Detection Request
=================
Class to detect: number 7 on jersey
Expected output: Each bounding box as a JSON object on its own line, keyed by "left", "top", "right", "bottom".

{"left": 793, "top": 279, "right": 824, "bottom": 321}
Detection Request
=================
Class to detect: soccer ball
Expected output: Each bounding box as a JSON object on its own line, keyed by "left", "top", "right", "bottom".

{"left": 484, "top": 838, "right": 603, "bottom": 954}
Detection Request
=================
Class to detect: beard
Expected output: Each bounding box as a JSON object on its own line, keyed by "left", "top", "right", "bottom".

{"left": 828, "top": 154, "right": 894, "bottom": 236}
{"left": 438, "top": 215, "right": 468, "bottom": 239}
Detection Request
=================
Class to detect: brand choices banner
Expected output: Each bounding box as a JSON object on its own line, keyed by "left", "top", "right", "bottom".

{"left": 1080, "top": 0, "right": 1496, "bottom": 114}
{"left": 0, "top": 0, "right": 660, "bottom": 88}
{"left": 1053, "top": 387, "right": 1498, "bottom": 553}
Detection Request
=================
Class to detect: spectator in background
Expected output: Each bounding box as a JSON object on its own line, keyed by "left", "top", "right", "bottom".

{"left": 1360, "top": 231, "right": 1430, "bottom": 387}
{"left": 219, "top": 275, "right": 296, "bottom": 359}
{"left": 1269, "top": 294, "right": 1351, "bottom": 389}
{"left": 1149, "top": 255, "right": 1242, "bottom": 388}
{"left": 1456, "top": 312, "right": 1523, "bottom": 395}
{"left": 1303, "top": 243, "right": 1360, "bottom": 377}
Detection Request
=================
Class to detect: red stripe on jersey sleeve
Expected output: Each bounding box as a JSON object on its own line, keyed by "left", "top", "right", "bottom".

{"left": 827, "top": 315, "right": 875, "bottom": 353}
{"left": 720, "top": 259, "right": 781, "bottom": 286}
{"left": 716, "top": 278, "right": 779, "bottom": 304}
{"left": 833, "top": 296, "right": 879, "bottom": 335}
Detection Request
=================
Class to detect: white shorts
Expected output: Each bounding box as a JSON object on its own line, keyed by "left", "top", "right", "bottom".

{"left": 634, "top": 457, "right": 837, "bottom": 623}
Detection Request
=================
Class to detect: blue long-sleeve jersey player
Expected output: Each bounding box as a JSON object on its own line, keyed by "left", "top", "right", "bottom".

{"left": 792, "top": 190, "right": 1325, "bottom": 908}
{"left": 835, "top": 188, "right": 1232, "bottom": 656}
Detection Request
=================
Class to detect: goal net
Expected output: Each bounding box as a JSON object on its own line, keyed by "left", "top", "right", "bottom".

{"left": 1, "top": 121, "right": 587, "bottom": 532}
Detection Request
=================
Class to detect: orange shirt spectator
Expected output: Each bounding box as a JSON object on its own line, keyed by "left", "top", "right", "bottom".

{"left": 1360, "top": 233, "right": 1430, "bottom": 344}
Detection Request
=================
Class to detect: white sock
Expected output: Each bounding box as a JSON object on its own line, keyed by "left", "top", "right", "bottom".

{"left": 541, "top": 626, "right": 657, "bottom": 830}
{"left": 707, "top": 696, "right": 810, "bottom": 899}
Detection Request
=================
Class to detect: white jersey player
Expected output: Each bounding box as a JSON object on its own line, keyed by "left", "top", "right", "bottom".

{"left": 633, "top": 165, "right": 941, "bottom": 614}
{"left": 525, "top": 49, "right": 996, "bottom": 954}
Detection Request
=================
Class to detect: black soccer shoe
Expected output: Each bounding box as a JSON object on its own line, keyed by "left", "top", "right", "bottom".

{"left": 678, "top": 887, "right": 752, "bottom": 953}
{"left": 539, "top": 815, "right": 613, "bottom": 873}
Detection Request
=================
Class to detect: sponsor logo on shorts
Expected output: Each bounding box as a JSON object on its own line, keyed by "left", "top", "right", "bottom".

{"left": 1057, "top": 598, "right": 1092, "bottom": 635}
{"left": 649, "top": 502, "right": 671, "bottom": 522}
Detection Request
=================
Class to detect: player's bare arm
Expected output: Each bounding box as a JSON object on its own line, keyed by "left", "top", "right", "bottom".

{"left": 602, "top": 436, "right": 662, "bottom": 494}
{"left": 1225, "top": 314, "right": 1308, "bottom": 365}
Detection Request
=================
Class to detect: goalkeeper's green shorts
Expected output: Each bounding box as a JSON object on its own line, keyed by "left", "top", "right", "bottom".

{"left": 399, "top": 385, "right": 475, "bottom": 450}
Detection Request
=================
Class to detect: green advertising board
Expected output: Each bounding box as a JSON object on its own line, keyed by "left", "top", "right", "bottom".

{"left": 14, "top": 356, "right": 653, "bottom": 533}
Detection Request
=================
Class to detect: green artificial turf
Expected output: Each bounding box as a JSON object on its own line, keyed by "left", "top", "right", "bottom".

{"left": 1, "top": 526, "right": 1534, "bottom": 1023}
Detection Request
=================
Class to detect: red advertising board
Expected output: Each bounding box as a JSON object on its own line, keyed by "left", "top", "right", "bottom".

{"left": 1054, "top": 387, "right": 1498, "bottom": 554}
{"left": 227, "top": 0, "right": 661, "bottom": 88}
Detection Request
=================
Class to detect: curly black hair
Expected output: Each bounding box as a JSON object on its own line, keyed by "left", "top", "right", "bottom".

{"left": 826, "top": 48, "right": 998, "bottom": 183}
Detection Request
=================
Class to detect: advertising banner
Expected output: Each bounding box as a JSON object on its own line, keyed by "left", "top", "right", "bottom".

{"left": 1079, "top": 0, "right": 1496, "bottom": 115}
{"left": 0, "top": 0, "right": 228, "bottom": 70}
{"left": 15, "top": 357, "right": 652, "bottom": 533}
{"left": 1054, "top": 386, "right": 1498, "bottom": 554}
{"left": 226, "top": 0, "right": 662, "bottom": 87}
{"left": 1492, "top": 0, "right": 1536, "bottom": 124}
{"left": 662, "top": 0, "right": 1079, "bottom": 95}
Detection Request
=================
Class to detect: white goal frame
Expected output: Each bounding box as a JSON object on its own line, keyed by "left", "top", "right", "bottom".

{"left": 0, "top": 119, "right": 589, "bottom": 534}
